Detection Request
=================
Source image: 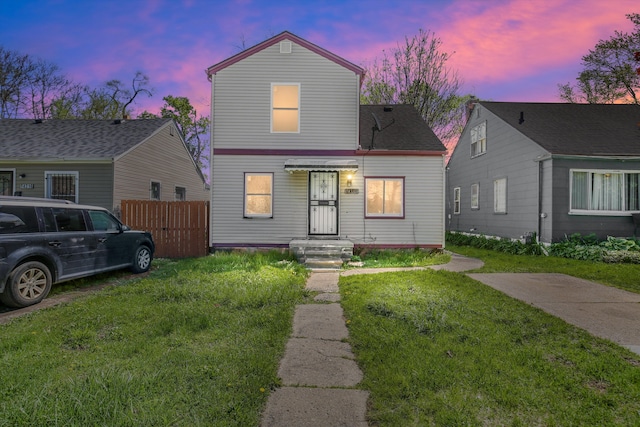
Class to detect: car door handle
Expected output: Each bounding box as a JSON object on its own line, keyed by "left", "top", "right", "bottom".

{"left": 98, "top": 238, "right": 108, "bottom": 243}
{"left": 48, "top": 241, "right": 62, "bottom": 247}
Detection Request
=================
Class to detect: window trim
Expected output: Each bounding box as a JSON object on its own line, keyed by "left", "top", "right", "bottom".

{"left": 175, "top": 186, "right": 186, "bottom": 201}
{"left": 364, "top": 176, "right": 405, "bottom": 219}
{"left": 471, "top": 183, "right": 479, "bottom": 210}
{"left": 150, "top": 180, "right": 161, "bottom": 200}
{"left": 569, "top": 168, "right": 640, "bottom": 215}
{"left": 244, "top": 172, "right": 274, "bottom": 218}
{"left": 470, "top": 121, "right": 487, "bottom": 158}
{"left": 45, "top": 171, "right": 79, "bottom": 203}
{"left": 271, "top": 83, "right": 300, "bottom": 134}
{"left": 453, "top": 187, "right": 461, "bottom": 215}
{"left": 493, "top": 177, "right": 507, "bottom": 214}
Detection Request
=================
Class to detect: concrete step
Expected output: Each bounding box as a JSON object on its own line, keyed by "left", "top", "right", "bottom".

{"left": 304, "top": 257, "right": 344, "bottom": 270}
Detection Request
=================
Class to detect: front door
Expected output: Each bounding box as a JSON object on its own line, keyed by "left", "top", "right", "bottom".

{"left": 309, "top": 171, "right": 338, "bottom": 235}
{"left": 0, "top": 171, "right": 14, "bottom": 196}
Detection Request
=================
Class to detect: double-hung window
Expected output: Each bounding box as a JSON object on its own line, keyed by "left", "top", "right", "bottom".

{"left": 570, "top": 169, "right": 640, "bottom": 214}
{"left": 271, "top": 84, "right": 300, "bottom": 133}
{"left": 244, "top": 173, "right": 273, "bottom": 218}
{"left": 494, "top": 178, "right": 507, "bottom": 213}
{"left": 365, "top": 177, "right": 404, "bottom": 218}
{"left": 471, "top": 121, "right": 486, "bottom": 157}
{"left": 453, "top": 187, "right": 461, "bottom": 214}
{"left": 471, "top": 183, "right": 479, "bottom": 209}
{"left": 45, "top": 171, "right": 79, "bottom": 203}
{"left": 150, "top": 181, "right": 161, "bottom": 200}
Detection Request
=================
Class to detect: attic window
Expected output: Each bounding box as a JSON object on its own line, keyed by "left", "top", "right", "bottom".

{"left": 280, "top": 41, "right": 292, "bottom": 54}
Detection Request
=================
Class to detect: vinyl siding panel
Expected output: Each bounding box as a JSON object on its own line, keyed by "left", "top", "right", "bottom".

{"left": 346, "top": 156, "right": 445, "bottom": 247}
{"left": 211, "top": 41, "right": 359, "bottom": 151}
{"left": 0, "top": 161, "right": 114, "bottom": 209}
{"left": 446, "top": 105, "right": 548, "bottom": 239}
{"left": 211, "top": 154, "right": 445, "bottom": 247}
{"left": 113, "top": 124, "right": 208, "bottom": 209}
{"left": 550, "top": 157, "right": 640, "bottom": 241}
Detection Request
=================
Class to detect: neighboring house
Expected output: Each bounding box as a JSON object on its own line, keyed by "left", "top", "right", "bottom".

{"left": 206, "top": 31, "right": 447, "bottom": 252}
{"left": 0, "top": 118, "right": 208, "bottom": 212}
{"left": 446, "top": 101, "right": 640, "bottom": 243}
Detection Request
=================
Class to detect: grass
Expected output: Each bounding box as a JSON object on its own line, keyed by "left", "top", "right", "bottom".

{"left": 3, "top": 246, "right": 640, "bottom": 426}
{"left": 348, "top": 248, "right": 450, "bottom": 268}
{"left": 340, "top": 269, "right": 640, "bottom": 426}
{"left": 447, "top": 244, "right": 640, "bottom": 294}
{"left": 0, "top": 251, "right": 308, "bottom": 427}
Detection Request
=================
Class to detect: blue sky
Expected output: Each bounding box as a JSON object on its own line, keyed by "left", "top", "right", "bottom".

{"left": 0, "top": 0, "right": 637, "bottom": 116}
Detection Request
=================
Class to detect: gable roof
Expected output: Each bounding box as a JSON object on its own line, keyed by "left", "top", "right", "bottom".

{"left": 206, "top": 31, "right": 365, "bottom": 77}
{"left": 359, "top": 104, "right": 446, "bottom": 152}
{"left": 480, "top": 102, "right": 640, "bottom": 156}
{"left": 0, "top": 118, "right": 174, "bottom": 160}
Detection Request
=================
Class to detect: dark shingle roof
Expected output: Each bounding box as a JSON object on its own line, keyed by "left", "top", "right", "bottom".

{"left": 0, "top": 118, "right": 173, "bottom": 160}
{"left": 359, "top": 104, "right": 445, "bottom": 152}
{"left": 480, "top": 102, "right": 640, "bottom": 156}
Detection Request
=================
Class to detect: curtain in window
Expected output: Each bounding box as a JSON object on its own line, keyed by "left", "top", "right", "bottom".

{"left": 592, "top": 173, "right": 622, "bottom": 211}
{"left": 571, "top": 171, "right": 588, "bottom": 210}
{"left": 627, "top": 173, "right": 640, "bottom": 211}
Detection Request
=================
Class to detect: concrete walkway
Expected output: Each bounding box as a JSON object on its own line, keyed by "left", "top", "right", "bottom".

{"left": 260, "top": 271, "right": 369, "bottom": 427}
{"left": 261, "top": 253, "right": 481, "bottom": 427}
{"left": 261, "top": 253, "right": 640, "bottom": 425}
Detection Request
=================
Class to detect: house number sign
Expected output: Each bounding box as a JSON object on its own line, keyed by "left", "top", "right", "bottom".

{"left": 20, "top": 183, "right": 35, "bottom": 189}
{"left": 344, "top": 188, "right": 359, "bottom": 194}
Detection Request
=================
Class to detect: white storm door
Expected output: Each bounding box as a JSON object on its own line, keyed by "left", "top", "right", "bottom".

{"left": 309, "top": 171, "right": 338, "bottom": 235}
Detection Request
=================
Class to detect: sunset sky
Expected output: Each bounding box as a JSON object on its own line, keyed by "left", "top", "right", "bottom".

{"left": 0, "top": 0, "right": 637, "bottom": 117}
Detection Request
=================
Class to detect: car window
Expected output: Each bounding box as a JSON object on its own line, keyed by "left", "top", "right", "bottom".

{"left": 52, "top": 208, "right": 87, "bottom": 232}
{"left": 0, "top": 206, "right": 39, "bottom": 234}
{"left": 88, "top": 210, "right": 120, "bottom": 231}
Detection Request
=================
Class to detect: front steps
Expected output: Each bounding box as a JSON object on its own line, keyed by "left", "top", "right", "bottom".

{"left": 289, "top": 239, "right": 354, "bottom": 269}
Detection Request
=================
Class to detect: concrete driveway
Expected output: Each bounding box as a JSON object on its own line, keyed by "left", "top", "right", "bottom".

{"left": 468, "top": 273, "right": 640, "bottom": 355}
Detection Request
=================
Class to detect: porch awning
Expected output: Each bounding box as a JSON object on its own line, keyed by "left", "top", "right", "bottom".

{"left": 284, "top": 159, "right": 358, "bottom": 172}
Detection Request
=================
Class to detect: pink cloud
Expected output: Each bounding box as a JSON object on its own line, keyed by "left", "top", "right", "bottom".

{"left": 436, "top": 0, "right": 637, "bottom": 85}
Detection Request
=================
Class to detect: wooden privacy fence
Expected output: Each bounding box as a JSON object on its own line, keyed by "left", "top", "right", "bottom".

{"left": 121, "top": 200, "right": 209, "bottom": 259}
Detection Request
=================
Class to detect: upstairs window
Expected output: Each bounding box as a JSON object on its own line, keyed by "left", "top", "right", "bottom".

{"left": 271, "top": 84, "right": 299, "bottom": 133}
{"left": 571, "top": 170, "right": 640, "bottom": 214}
{"left": 471, "top": 121, "right": 486, "bottom": 157}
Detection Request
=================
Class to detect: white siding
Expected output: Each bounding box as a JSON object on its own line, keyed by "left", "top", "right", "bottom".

{"left": 211, "top": 155, "right": 445, "bottom": 247}
{"left": 211, "top": 41, "right": 359, "bottom": 151}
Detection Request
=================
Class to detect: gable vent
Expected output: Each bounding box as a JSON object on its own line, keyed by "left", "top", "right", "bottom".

{"left": 280, "top": 41, "right": 292, "bottom": 54}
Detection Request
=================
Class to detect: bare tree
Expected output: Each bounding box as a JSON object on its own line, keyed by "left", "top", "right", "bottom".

{"left": 0, "top": 47, "right": 35, "bottom": 118}
{"left": 81, "top": 72, "right": 153, "bottom": 119}
{"left": 361, "top": 29, "right": 471, "bottom": 144}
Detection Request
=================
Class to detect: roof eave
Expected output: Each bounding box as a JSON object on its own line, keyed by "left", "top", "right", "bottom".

{"left": 206, "top": 31, "right": 365, "bottom": 78}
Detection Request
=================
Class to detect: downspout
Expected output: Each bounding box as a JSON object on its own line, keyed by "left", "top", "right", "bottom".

{"left": 537, "top": 159, "right": 542, "bottom": 243}
{"left": 208, "top": 72, "right": 215, "bottom": 250}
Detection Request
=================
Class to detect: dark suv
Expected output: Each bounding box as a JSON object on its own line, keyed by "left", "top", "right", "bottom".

{"left": 0, "top": 197, "right": 155, "bottom": 308}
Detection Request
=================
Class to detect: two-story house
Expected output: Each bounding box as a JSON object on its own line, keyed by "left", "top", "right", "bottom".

{"left": 446, "top": 101, "right": 640, "bottom": 243}
{"left": 206, "top": 31, "right": 446, "bottom": 260}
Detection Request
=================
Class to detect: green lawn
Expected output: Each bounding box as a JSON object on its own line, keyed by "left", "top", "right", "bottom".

{"left": 2, "top": 248, "right": 640, "bottom": 426}
{"left": 0, "top": 252, "right": 308, "bottom": 427}
{"left": 340, "top": 268, "right": 640, "bottom": 426}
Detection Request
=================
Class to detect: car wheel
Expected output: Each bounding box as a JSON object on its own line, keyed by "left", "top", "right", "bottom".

{"left": 0, "top": 261, "right": 52, "bottom": 308}
{"left": 131, "top": 245, "right": 152, "bottom": 273}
